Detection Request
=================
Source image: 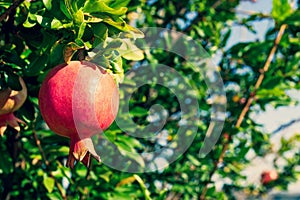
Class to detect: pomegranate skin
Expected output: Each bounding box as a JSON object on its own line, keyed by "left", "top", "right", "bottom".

{"left": 38, "top": 61, "right": 119, "bottom": 168}
{"left": 0, "top": 77, "right": 27, "bottom": 136}
{"left": 0, "top": 88, "right": 11, "bottom": 109}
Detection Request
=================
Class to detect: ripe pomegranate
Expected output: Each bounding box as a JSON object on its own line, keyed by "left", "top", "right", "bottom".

{"left": 261, "top": 170, "right": 278, "bottom": 185}
{"left": 0, "top": 77, "right": 27, "bottom": 136}
{"left": 38, "top": 61, "right": 119, "bottom": 168}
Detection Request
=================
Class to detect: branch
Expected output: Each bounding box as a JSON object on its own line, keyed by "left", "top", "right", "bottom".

{"left": 212, "top": 0, "right": 223, "bottom": 9}
{"left": 32, "top": 125, "right": 67, "bottom": 200}
{"left": 200, "top": 24, "right": 288, "bottom": 199}
{"left": 0, "top": 0, "right": 24, "bottom": 23}
{"left": 33, "top": 128, "right": 49, "bottom": 166}
{"left": 273, "top": 117, "right": 300, "bottom": 134}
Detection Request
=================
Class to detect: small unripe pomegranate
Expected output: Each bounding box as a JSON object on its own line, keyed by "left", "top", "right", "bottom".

{"left": 38, "top": 61, "right": 119, "bottom": 168}
{"left": 0, "top": 77, "right": 27, "bottom": 136}
{"left": 223, "top": 132, "right": 230, "bottom": 140}
{"left": 261, "top": 170, "right": 278, "bottom": 185}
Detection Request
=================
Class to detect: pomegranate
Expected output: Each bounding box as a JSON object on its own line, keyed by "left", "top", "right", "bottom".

{"left": 0, "top": 88, "right": 11, "bottom": 109}
{"left": 38, "top": 61, "right": 119, "bottom": 168}
{"left": 0, "top": 77, "right": 27, "bottom": 136}
{"left": 261, "top": 170, "right": 278, "bottom": 185}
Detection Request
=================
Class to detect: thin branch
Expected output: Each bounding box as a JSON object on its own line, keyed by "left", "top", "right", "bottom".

{"left": 273, "top": 117, "right": 300, "bottom": 134}
{"left": 0, "top": 0, "right": 24, "bottom": 23}
{"left": 212, "top": 0, "right": 223, "bottom": 9}
{"left": 232, "top": 9, "right": 271, "bottom": 18}
{"left": 33, "top": 128, "right": 49, "bottom": 166}
{"left": 199, "top": 24, "right": 288, "bottom": 200}
{"left": 32, "top": 125, "right": 67, "bottom": 200}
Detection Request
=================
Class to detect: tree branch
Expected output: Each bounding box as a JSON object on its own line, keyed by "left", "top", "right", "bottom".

{"left": 273, "top": 117, "right": 300, "bottom": 134}
{"left": 0, "top": 0, "right": 24, "bottom": 23}
{"left": 199, "top": 24, "right": 288, "bottom": 199}
{"left": 32, "top": 125, "right": 67, "bottom": 200}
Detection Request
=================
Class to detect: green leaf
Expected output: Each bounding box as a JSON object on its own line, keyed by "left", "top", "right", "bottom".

{"left": 59, "top": 0, "right": 72, "bottom": 20}
{"left": 117, "top": 135, "right": 143, "bottom": 149}
{"left": 262, "top": 76, "right": 282, "bottom": 89}
{"left": 92, "top": 23, "right": 108, "bottom": 45}
{"left": 99, "top": 171, "right": 112, "bottom": 182}
{"left": 47, "top": 193, "right": 63, "bottom": 200}
{"left": 6, "top": 72, "right": 22, "bottom": 91}
{"left": 85, "top": 16, "right": 103, "bottom": 23}
{"left": 43, "top": 0, "right": 52, "bottom": 10}
{"left": 23, "top": 13, "right": 37, "bottom": 28}
{"left": 43, "top": 175, "right": 55, "bottom": 193}
{"left": 187, "top": 154, "right": 201, "bottom": 166}
{"left": 109, "top": 0, "right": 131, "bottom": 9}
{"left": 102, "top": 18, "right": 144, "bottom": 39}
{"left": 77, "top": 22, "right": 86, "bottom": 39}
{"left": 118, "top": 149, "right": 145, "bottom": 168}
{"left": 64, "top": 0, "right": 76, "bottom": 15}
{"left": 119, "top": 39, "right": 144, "bottom": 61}
{"left": 0, "top": 152, "right": 13, "bottom": 174}
{"left": 36, "top": 15, "right": 64, "bottom": 30}
{"left": 115, "top": 139, "right": 145, "bottom": 167}
{"left": 271, "top": 0, "right": 292, "bottom": 22}
{"left": 24, "top": 54, "right": 48, "bottom": 76}
{"left": 83, "top": 1, "right": 127, "bottom": 16}
{"left": 284, "top": 10, "right": 300, "bottom": 26}
{"left": 73, "top": 10, "right": 84, "bottom": 25}
{"left": 49, "top": 42, "right": 65, "bottom": 66}
{"left": 130, "top": 106, "right": 148, "bottom": 117}
{"left": 133, "top": 175, "right": 152, "bottom": 200}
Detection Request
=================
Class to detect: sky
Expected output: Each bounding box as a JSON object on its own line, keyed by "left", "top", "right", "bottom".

{"left": 226, "top": 0, "right": 300, "bottom": 194}
{"left": 223, "top": 0, "right": 300, "bottom": 134}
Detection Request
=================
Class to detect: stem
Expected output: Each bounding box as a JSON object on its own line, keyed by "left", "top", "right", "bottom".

{"left": 212, "top": 0, "right": 223, "bottom": 9}
{"left": 33, "top": 128, "right": 49, "bottom": 166}
{"left": 199, "top": 24, "right": 288, "bottom": 199}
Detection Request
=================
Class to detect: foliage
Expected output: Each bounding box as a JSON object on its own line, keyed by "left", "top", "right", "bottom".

{"left": 0, "top": 0, "right": 299, "bottom": 199}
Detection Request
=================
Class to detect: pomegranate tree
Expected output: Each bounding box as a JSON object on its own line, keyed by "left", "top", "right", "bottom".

{"left": 0, "top": 77, "right": 27, "bottom": 136}
{"left": 38, "top": 61, "right": 119, "bottom": 168}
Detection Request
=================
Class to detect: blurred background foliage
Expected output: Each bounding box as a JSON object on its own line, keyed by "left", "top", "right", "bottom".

{"left": 0, "top": 0, "right": 300, "bottom": 199}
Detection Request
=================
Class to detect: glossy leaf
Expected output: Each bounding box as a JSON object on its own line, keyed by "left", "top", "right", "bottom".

{"left": 43, "top": 175, "right": 55, "bottom": 193}
{"left": 271, "top": 0, "right": 292, "bottom": 22}
{"left": 83, "top": 1, "right": 128, "bottom": 16}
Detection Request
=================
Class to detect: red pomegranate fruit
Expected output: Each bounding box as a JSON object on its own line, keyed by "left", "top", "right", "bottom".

{"left": 38, "top": 61, "right": 119, "bottom": 168}
{"left": 0, "top": 77, "right": 27, "bottom": 136}
{"left": 261, "top": 170, "right": 278, "bottom": 185}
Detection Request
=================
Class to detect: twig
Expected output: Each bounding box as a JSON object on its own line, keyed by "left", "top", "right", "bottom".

{"left": 236, "top": 24, "right": 287, "bottom": 127}
{"left": 232, "top": 9, "right": 271, "bottom": 18}
{"left": 33, "top": 128, "right": 49, "bottom": 166}
{"left": 212, "top": 0, "right": 223, "bottom": 9}
{"left": 0, "top": 0, "right": 24, "bottom": 23}
{"left": 199, "top": 24, "right": 288, "bottom": 200}
{"left": 273, "top": 117, "right": 300, "bottom": 134}
{"left": 32, "top": 125, "right": 67, "bottom": 200}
